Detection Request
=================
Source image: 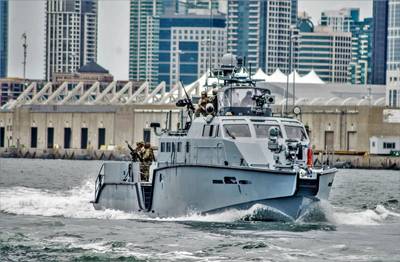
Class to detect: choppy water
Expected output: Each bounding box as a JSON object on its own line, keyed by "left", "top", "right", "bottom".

{"left": 0, "top": 159, "right": 399, "bottom": 261}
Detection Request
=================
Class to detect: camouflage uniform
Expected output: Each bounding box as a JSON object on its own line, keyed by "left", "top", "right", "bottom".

{"left": 133, "top": 142, "right": 144, "bottom": 162}
{"left": 141, "top": 143, "right": 155, "bottom": 181}
{"left": 195, "top": 91, "right": 209, "bottom": 117}
{"left": 210, "top": 89, "right": 218, "bottom": 114}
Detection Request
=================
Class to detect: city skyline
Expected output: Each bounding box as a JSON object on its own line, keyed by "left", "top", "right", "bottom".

{"left": 7, "top": 0, "right": 373, "bottom": 80}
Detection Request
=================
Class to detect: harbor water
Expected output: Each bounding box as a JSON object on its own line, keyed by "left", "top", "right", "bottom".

{"left": 0, "top": 158, "right": 399, "bottom": 261}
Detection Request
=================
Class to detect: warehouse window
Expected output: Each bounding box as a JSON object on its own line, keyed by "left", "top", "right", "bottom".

{"left": 143, "top": 129, "right": 151, "bottom": 143}
{"left": 31, "top": 127, "right": 38, "bottom": 148}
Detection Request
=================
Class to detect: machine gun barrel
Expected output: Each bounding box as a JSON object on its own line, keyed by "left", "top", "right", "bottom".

{"left": 180, "top": 81, "right": 195, "bottom": 112}
{"left": 125, "top": 141, "right": 135, "bottom": 153}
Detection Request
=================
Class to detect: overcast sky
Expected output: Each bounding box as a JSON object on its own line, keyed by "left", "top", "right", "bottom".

{"left": 7, "top": 0, "right": 373, "bottom": 80}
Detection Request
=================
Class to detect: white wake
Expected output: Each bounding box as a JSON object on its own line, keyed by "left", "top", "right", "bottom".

{"left": 1, "top": 182, "right": 399, "bottom": 225}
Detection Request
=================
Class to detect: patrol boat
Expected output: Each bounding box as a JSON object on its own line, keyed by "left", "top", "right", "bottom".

{"left": 92, "top": 55, "right": 337, "bottom": 221}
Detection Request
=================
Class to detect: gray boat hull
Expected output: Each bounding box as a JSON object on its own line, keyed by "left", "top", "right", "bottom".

{"left": 93, "top": 162, "right": 336, "bottom": 221}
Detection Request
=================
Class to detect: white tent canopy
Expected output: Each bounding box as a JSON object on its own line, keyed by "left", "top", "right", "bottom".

{"left": 251, "top": 68, "right": 325, "bottom": 84}
{"left": 252, "top": 68, "right": 268, "bottom": 81}
{"left": 268, "top": 68, "right": 287, "bottom": 83}
{"left": 299, "top": 70, "right": 325, "bottom": 84}
{"left": 287, "top": 70, "right": 302, "bottom": 83}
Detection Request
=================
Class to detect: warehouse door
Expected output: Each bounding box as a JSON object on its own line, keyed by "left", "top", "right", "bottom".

{"left": 98, "top": 128, "right": 106, "bottom": 149}
{"left": 31, "top": 127, "right": 38, "bottom": 148}
{"left": 324, "top": 131, "right": 334, "bottom": 151}
{"left": 47, "top": 127, "right": 54, "bottom": 149}
{"left": 347, "top": 131, "right": 357, "bottom": 151}
{"left": 64, "top": 128, "right": 72, "bottom": 149}
{"left": 0, "top": 127, "right": 4, "bottom": 147}
{"left": 81, "top": 128, "right": 88, "bottom": 149}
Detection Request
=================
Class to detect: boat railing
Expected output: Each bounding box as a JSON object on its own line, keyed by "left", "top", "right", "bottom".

{"left": 94, "top": 164, "right": 105, "bottom": 203}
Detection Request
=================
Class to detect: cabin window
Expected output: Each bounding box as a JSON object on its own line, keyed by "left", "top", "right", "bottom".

{"left": 177, "top": 142, "right": 182, "bottom": 152}
{"left": 203, "top": 125, "right": 216, "bottom": 137}
{"left": 223, "top": 124, "right": 251, "bottom": 139}
{"left": 254, "top": 124, "right": 282, "bottom": 138}
{"left": 209, "top": 125, "right": 214, "bottom": 136}
{"left": 172, "top": 142, "right": 176, "bottom": 152}
{"left": 186, "top": 141, "right": 190, "bottom": 153}
{"left": 161, "top": 142, "right": 165, "bottom": 152}
{"left": 285, "top": 125, "right": 307, "bottom": 141}
{"left": 214, "top": 125, "right": 220, "bottom": 137}
{"left": 166, "top": 142, "right": 171, "bottom": 152}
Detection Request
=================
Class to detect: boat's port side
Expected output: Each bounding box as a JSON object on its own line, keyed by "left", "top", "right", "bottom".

{"left": 150, "top": 165, "right": 298, "bottom": 218}
{"left": 92, "top": 162, "right": 144, "bottom": 212}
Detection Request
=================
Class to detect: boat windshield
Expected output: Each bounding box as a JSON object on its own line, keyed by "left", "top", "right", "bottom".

{"left": 284, "top": 125, "right": 308, "bottom": 141}
{"left": 218, "top": 87, "right": 266, "bottom": 109}
{"left": 254, "top": 124, "right": 282, "bottom": 138}
{"left": 223, "top": 124, "right": 251, "bottom": 139}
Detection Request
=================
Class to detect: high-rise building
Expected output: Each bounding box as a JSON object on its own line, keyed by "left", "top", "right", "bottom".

{"left": 320, "top": 8, "right": 359, "bottom": 32}
{"left": 0, "top": 0, "right": 8, "bottom": 78}
{"left": 321, "top": 8, "right": 373, "bottom": 84}
{"left": 372, "top": 0, "right": 388, "bottom": 85}
{"left": 387, "top": 0, "right": 400, "bottom": 107}
{"left": 348, "top": 18, "right": 373, "bottom": 84}
{"left": 265, "top": 0, "right": 296, "bottom": 74}
{"left": 129, "top": 0, "right": 162, "bottom": 87}
{"left": 227, "top": 0, "right": 266, "bottom": 70}
{"left": 297, "top": 26, "right": 352, "bottom": 83}
{"left": 227, "top": 0, "right": 297, "bottom": 72}
{"left": 45, "top": 0, "right": 98, "bottom": 81}
{"left": 158, "top": 14, "right": 226, "bottom": 89}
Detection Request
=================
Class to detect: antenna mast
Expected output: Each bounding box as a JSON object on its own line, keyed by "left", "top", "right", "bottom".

{"left": 22, "top": 33, "right": 27, "bottom": 79}
{"left": 209, "top": 0, "right": 212, "bottom": 76}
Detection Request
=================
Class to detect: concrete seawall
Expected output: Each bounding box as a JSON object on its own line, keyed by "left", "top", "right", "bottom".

{"left": 1, "top": 148, "right": 399, "bottom": 170}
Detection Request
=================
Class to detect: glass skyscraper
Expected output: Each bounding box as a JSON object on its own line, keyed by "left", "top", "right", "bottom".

{"left": 372, "top": 0, "right": 388, "bottom": 85}
{"left": 45, "top": 0, "right": 98, "bottom": 81}
{"left": 298, "top": 27, "right": 352, "bottom": 83}
{"left": 158, "top": 15, "right": 226, "bottom": 89}
{"left": 0, "top": 0, "right": 8, "bottom": 78}
{"left": 129, "top": 0, "right": 162, "bottom": 87}
{"left": 387, "top": 0, "right": 400, "bottom": 107}
{"left": 320, "top": 8, "right": 373, "bottom": 84}
{"left": 227, "top": 0, "right": 297, "bottom": 72}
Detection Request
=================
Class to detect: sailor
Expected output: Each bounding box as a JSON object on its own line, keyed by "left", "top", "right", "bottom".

{"left": 232, "top": 91, "right": 241, "bottom": 106}
{"left": 132, "top": 142, "right": 144, "bottom": 162}
{"left": 195, "top": 91, "right": 209, "bottom": 116}
{"left": 141, "top": 143, "right": 155, "bottom": 181}
{"left": 240, "top": 90, "right": 253, "bottom": 107}
{"left": 210, "top": 89, "right": 219, "bottom": 114}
